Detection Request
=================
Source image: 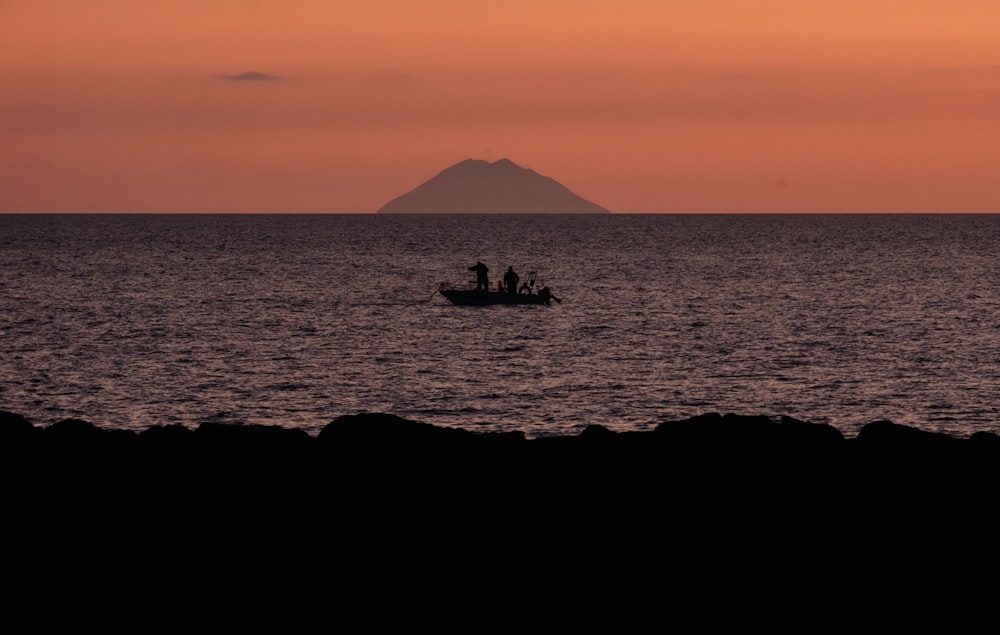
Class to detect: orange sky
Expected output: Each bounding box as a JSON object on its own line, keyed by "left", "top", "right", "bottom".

{"left": 2, "top": 0, "right": 1000, "bottom": 212}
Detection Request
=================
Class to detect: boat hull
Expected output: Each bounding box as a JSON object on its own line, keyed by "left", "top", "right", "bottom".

{"left": 440, "top": 289, "right": 549, "bottom": 306}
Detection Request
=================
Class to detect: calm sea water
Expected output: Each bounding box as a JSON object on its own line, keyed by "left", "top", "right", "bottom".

{"left": 2, "top": 213, "right": 998, "bottom": 439}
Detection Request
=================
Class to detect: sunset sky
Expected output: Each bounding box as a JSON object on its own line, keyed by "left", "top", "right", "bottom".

{"left": 3, "top": 0, "right": 1000, "bottom": 213}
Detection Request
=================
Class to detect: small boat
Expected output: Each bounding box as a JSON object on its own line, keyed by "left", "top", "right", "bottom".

{"left": 440, "top": 289, "right": 550, "bottom": 306}
{"left": 440, "top": 269, "right": 561, "bottom": 306}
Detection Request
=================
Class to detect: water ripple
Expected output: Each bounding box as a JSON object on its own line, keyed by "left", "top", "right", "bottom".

{"left": 2, "top": 213, "right": 999, "bottom": 440}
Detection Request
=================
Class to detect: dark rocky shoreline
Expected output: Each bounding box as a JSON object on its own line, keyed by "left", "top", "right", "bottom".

{"left": 6, "top": 409, "right": 999, "bottom": 505}
{"left": 8, "top": 407, "right": 1000, "bottom": 554}
{"left": 6, "top": 409, "right": 997, "bottom": 611}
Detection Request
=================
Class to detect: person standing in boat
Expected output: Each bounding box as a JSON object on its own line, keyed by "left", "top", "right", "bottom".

{"left": 503, "top": 266, "right": 520, "bottom": 295}
{"left": 470, "top": 261, "right": 489, "bottom": 291}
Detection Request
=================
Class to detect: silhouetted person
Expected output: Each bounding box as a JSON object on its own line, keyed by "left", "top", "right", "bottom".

{"left": 469, "top": 261, "right": 489, "bottom": 291}
{"left": 538, "top": 286, "right": 561, "bottom": 305}
{"left": 504, "top": 266, "right": 520, "bottom": 295}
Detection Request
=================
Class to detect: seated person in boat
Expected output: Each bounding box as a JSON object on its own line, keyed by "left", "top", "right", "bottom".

{"left": 538, "top": 286, "right": 561, "bottom": 305}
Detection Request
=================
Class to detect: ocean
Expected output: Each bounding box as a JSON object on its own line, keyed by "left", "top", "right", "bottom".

{"left": 1, "top": 213, "right": 998, "bottom": 440}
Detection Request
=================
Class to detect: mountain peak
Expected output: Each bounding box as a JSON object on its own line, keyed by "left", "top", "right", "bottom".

{"left": 377, "top": 158, "right": 609, "bottom": 214}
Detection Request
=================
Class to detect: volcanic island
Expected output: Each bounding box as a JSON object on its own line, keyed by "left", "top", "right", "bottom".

{"left": 376, "top": 157, "right": 610, "bottom": 213}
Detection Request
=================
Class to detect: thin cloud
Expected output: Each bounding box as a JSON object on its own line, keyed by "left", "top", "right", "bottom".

{"left": 219, "top": 71, "right": 281, "bottom": 81}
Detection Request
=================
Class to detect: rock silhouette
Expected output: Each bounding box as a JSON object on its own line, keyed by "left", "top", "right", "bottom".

{"left": 376, "top": 158, "right": 610, "bottom": 213}
{"left": 5, "top": 409, "right": 995, "bottom": 603}
{"left": 6, "top": 410, "right": 998, "bottom": 507}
